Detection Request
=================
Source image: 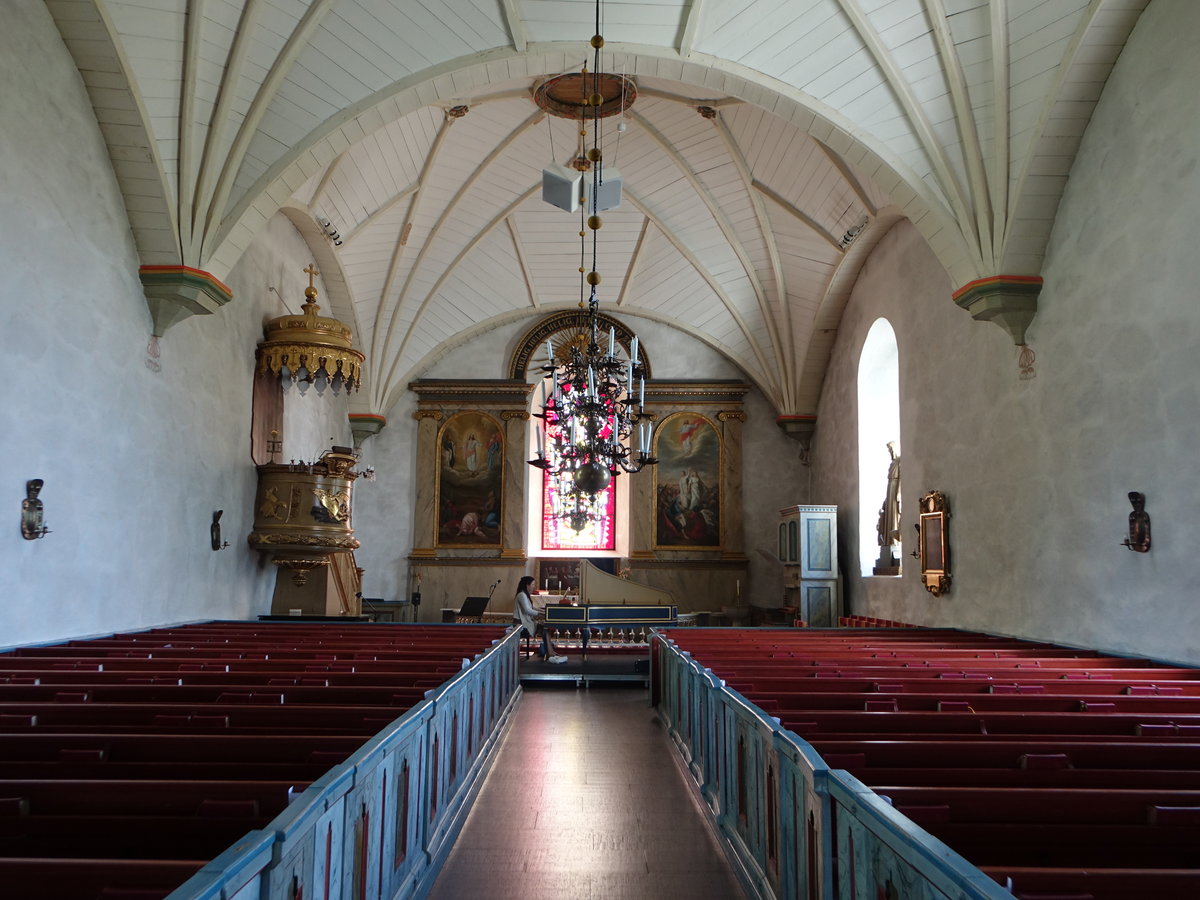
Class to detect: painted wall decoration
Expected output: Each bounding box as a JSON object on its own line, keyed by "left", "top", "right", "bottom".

{"left": 654, "top": 412, "right": 721, "bottom": 549}
{"left": 436, "top": 412, "right": 504, "bottom": 547}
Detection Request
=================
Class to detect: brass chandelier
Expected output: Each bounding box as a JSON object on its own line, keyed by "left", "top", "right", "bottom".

{"left": 529, "top": 0, "right": 656, "bottom": 506}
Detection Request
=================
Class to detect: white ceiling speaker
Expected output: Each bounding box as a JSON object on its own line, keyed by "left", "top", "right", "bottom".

{"left": 542, "top": 164, "right": 624, "bottom": 213}
{"left": 585, "top": 166, "right": 623, "bottom": 212}
{"left": 542, "top": 163, "right": 583, "bottom": 213}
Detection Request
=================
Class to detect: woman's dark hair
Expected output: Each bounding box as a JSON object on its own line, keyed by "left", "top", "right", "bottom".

{"left": 518, "top": 575, "right": 535, "bottom": 591}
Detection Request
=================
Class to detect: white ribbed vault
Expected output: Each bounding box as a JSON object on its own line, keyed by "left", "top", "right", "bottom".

{"left": 44, "top": 0, "right": 1149, "bottom": 416}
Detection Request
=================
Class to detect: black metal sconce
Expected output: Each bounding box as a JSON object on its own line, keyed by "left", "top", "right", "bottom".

{"left": 1121, "top": 492, "right": 1150, "bottom": 552}
{"left": 211, "top": 510, "right": 230, "bottom": 551}
{"left": 20, "top": 479, "right": 50, "bottom": 540}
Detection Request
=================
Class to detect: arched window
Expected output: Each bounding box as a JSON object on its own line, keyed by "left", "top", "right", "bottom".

{"left": 515, "top": 312, "right": 641, "bottom": 561}
{"left": 857, "top": 319, "right": 901, "bottom": 576}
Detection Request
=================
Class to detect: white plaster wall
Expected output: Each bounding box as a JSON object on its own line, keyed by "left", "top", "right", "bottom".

{"left": 351, "top": 312, "right": 808, "bottom": 613}
{"left": 809, "top": 0, "right": 1200, "bottom": 664}
{"left": 0, "top": 7, "right": 304, "bottom": 647}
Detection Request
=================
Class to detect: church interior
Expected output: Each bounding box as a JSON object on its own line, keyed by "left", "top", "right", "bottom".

{"left": 4, "top": 0, "right": 1200, "bottom": 897}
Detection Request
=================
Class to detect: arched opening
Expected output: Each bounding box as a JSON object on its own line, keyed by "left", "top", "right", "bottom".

{"left": 857, "top": 318, "right": 901, "bottom": 576}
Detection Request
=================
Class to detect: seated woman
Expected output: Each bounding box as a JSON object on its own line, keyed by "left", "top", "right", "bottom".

{"left": 512, "top": 575, "right": 568, "bottom": 664}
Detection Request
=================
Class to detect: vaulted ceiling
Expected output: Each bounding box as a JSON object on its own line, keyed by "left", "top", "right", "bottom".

{"left": 46, "top": 0, "right": 1149, "bottom": 416}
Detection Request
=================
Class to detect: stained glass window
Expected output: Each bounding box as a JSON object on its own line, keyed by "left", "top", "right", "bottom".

{"left": 539, "top": 392, "right": 616, "bottom": 550}
{"left": 541, "top": 468, "right": 615, "bottom": 550}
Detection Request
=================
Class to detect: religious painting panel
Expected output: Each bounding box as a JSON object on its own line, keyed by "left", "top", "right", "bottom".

{"left": 436, "top": 412, "right": 504, "bottom": 548}
{"left": 653, "top": 412, "right": 721, "bottom": 549}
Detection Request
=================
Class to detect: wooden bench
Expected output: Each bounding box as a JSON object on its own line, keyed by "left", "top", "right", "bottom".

{"left": 0, "top": 858, "right": 206, "bottom": 900}
{"left": 980, "top": 866, "right": 1200, "bottom": 900}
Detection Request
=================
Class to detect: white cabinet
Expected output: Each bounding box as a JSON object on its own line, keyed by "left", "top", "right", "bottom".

{"left": 780, "top": 505, "right": 841, "bottom": 627}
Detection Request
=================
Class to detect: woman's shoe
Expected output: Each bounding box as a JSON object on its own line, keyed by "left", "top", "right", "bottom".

{"left": 548, "top": 655, "right": 568, "bottom": 664}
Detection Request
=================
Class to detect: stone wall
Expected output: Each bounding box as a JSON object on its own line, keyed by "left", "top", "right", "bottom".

{"left": 808, "top": 0, "right": 1200, "bottom": 665}
{"left": 0, "top": 6, "right": 352, "bottom": 648}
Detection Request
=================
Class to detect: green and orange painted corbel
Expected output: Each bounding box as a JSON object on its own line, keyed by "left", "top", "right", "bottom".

{"left": 138, "top": 265, "right": 233, "bottom": 336}
{"left": 952, "top": 274, "right": 1043, "bottom": 345}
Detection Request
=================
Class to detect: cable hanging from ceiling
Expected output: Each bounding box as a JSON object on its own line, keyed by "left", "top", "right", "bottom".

{"left": 529, "top": 0, "right": 656, "bottom": 525}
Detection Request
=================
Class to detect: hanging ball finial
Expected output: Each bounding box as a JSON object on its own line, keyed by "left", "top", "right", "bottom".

{"left": 591, "top": 34, "right": 604, "bottom": 49}
{"left": 574, "top": 461, "right": 611, "bottom": 494}
{"left": 588, "top": 215, "right": 602, "bottom": 230}
{"left": 587, "top": 271, "right": 601, "bottom": 286}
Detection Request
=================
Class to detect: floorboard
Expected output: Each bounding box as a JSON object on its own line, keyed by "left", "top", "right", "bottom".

{"left": 427, "top": 684, "right": 748, "bottom": 900}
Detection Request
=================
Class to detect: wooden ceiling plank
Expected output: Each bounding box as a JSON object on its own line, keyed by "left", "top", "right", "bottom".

{"left": 202, "top": 0, "right": 338, "bottom": 262}
{"left": 836, "top": 0, "right": 983, "bottom": 271}
{"left": 380, "top": 109, "right": 546, "bottom": 380}
{"left": 627, "top": 107, "right": 789, "bottom": 385}
{"left": 506, "top": 215, "right": 540, "bottom": 308}
{"left": 623, "top": 189, "right": 783, "bottom": 404}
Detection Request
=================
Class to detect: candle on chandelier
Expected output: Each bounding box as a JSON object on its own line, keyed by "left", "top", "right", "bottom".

{"left": 631, "top": 336, "right": 639, "bottom": 364}
{"left": 546, "top": 339, "right": 554, "bottom": 366}
{"left": 608, "top": 327, "right": 615, "bottom": 356}
{"left": 639, "top": 377, "right": 645, "bottom": 408}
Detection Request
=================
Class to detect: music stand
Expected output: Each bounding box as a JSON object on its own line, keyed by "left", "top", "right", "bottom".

{"left": 456, "top": 596, "right": 490, "bottom": 623}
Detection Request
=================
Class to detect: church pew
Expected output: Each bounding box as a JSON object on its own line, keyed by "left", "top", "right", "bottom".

{"left": 0, "top": 813, "right": 270, "bottom": 859}
{"left": 741, "top": 689, "right": 1200, "bottom": 715}
{"left": 0, "top": 682, "right": 434, "bottom": 707}
{"left": 0, "top": 658, "right": 465, "bottom": 677}
{"left": 0, "top": 758, "right": 335, "bottom": 782}
{"left": 980, "top": 866, "right": 1200, "bottom": 900}
{"left": 0, "top": 779, "right": 299, "bottom": 817}
{"left": 724, "top": 676, "right": 1200, "bottom": 696}
{"left": 916, "top": 821, "right": 1200, "bottom": 869}
{"left": 0, "top": 732, "right": 367, "bottom": 765}
{"left": 808, "top": 739, "right": 1200, "bottom": 771}
{"left": 0, "top": 858, "right": 206, "bottom": 900}
{"left": 842, "top": 767, "right": 1200, "bottom": 790}
{"left": 0, "top": 702, "right": 414, "bottom": 734}
{"left": 8, "top": 648, "right": 472, "bottom": 667}
{"left": 777, "top": 709, "right": 1200, "bottom": 738}
{"left": 870, "top": 786, "right": 1200, "bottom": 825}
{"left": 0, "top": 667, "right": 458, "bottom": 686}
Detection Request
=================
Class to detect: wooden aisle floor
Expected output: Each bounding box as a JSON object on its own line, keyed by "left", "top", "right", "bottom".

{"left": 427, "top": 684, "right": 748, "bottom": 900}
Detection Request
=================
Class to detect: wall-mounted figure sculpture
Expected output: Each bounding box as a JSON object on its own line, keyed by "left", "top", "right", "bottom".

{"left": 1121, "top": 491, "right": 1151, "bottom": 552}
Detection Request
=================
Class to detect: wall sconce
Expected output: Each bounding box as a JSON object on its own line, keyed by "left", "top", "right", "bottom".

{"left": 21, "top": 479, "right": 50, "bottom": 540}
{"left": 1121, "top": 491, "right": 1151, "bottom": 552}
{"left": 211, "top": 510, "right": 230, "bottom": 551}
{"left": 316, "top": 216, "right": 343, "bottom": 246}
